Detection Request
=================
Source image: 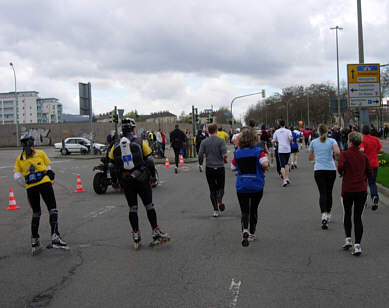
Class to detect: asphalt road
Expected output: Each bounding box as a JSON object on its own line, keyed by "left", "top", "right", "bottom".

{"left": 1, "top": 145, "right": 389, "bottom": 308}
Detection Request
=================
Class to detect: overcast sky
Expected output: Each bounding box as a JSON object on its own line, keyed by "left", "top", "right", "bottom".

{"left": 0, "top": 0, "right": 388, "bottom": 121}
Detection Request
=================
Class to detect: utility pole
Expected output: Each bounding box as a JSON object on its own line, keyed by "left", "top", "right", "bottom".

{"left": 357, "top": 0, "right": 369, "bottom": 128}
{"left": 9, "top": 62, "right": 19, "bottom": 146}
{"left": 330, "top": 26, "right": 343, "bottom": 127}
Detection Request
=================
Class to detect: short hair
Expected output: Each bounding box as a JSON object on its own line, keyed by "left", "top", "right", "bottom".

{"left": 348, "top": 131, "right": 363, "bottom": 147}
{"left": 279, "top": 120, "right": 285, "bottom": 127}
{"left": 218, "top": 127, "right": 223, "bottom": 131}
{"left": 208, "top": 123, "right": 218, "bottom": 134}
{"left": 248, "top": 119, "right": 256, "bottom": 128}
{"left": 362, "top": 125, "right": 370, "bottom": 135}
{"left": 238, "top": 128, "right": 258, "bottom": 148}
{"left": 175, "top": 124, "right": 179, "bottom": 129}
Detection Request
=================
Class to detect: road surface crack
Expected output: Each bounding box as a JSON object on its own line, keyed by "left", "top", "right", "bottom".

{"left": 26, "top": 249, "right": 84, "bottom": 308}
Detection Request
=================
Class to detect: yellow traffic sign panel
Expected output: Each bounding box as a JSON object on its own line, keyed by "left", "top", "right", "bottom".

{"left": 347, "top": 64, "right": 380, "bottom": 83}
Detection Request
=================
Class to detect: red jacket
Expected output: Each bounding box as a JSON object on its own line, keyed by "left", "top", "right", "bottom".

{"left": 361, "top": 134, "right": 382, "bottom": 168}
{"left": 338, "top": 146, "right": 373, "bottom": 196}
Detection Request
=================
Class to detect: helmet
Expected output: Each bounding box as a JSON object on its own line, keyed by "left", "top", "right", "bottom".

{"left": 20, "top": 134, "right": 34, "bottom": 146}
{"left": 121, "top": 118, "right": 136, "bottom": 135}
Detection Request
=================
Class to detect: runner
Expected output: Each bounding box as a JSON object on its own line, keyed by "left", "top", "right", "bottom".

{"left": 109, "top": 118, "right": 169, "bottom": 249}
{"left": 169, "top": 124, "right": 187, "bottom": 174}
{"left": 198, "top": 123, "right": 228, "bottom": 217}
{"left": 290, "top": 126, "right": 300, "bottom": 169}
{"left": 13, "top": 135, "right": 68, "bottom": 255}
{"left": 303, "top": 128, "right": 311, "bottom": 149}
{"left": 272, "top": 120, "right": 292, "bottom": 187}
{"left": 338, "top": 131, "right": 372, "bottom": 256}
{"left": 231, "top": 128, "right": 268, "bottom": 247}
{"left": 308, "top": 124, "right": 340, "bottom": 230}
{"left": 360, "top": 125, "right": 383, "bottom": 210}
{"left": 231, "top": 128, "right": 241, "bottom": 149}
{"left": 216, "top": 127, "right": 229, "bottom": 142}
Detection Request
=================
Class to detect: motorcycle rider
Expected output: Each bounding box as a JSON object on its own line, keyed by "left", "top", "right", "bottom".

{"left": 108, "top": 118, "right": 169, "bottom": 248}
{"left": 13, "top": 135, "right": 68, "bottom": 255}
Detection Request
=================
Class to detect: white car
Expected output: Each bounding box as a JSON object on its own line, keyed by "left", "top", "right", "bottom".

{"left": 54, "top": 137, "right": 107, "bottom": 155}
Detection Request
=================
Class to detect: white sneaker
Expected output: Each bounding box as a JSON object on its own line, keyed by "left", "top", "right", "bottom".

{"left": 352, "top": 244, "right": 362, "bottom": 256}
{"left": 326, "top": 213, "right": 332, "bottom": 222}
{"left": 342, "top": 237, "right": 352, "bottom": 250}
{"left": 286, "top": 178, "right": 291, "bottom": 185}
{"left": 213, "top": 211, "right": 220, "bottom": 217}
{"left": 282, "top": 180, "right": 288, "bottom": 187}
{"left": 248, "top": 234, "right": 256, "bottom": 242}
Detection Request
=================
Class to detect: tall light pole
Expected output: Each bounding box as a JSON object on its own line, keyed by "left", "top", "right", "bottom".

{"left": 230, "top": 91, "right": 262, "bottom": 127}
{"left": 330, "top": 26, "right": 343, "bottom": 127}
{"left": 9, "top": 62, "right": 19, "bottom": 147}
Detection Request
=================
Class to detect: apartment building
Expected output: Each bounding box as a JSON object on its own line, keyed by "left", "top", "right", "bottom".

{"left": 0, "top": 91, "right": 62, "bottom": 124}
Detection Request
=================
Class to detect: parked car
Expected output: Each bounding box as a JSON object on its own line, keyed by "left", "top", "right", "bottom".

{"left": 54, "top": 137, "right": 107, "bottom": 155}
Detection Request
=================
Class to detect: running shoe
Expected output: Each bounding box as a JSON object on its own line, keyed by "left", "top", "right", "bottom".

{"left": 248, "top": 234, "right": 256, "bottom": 242}
{"left": 326, "top": 213, "right": 332, "bottom": 223}
{"left": 282, "top": 180, "right": 288, "bottom": 187}
{"left": 285, "top": 178, "right": 291, "bottom": 185}
{"left": 213, "top": 211, "right": 220, "bottom": 217}
{"left": 242, "top": 230, "right": 249, "bottom": 247}
{"left": 342, "top": 237, "right": 353, "bottom": 250}
{"left": 174, "top": 166, "right": 178, "bottom": 174}
{"left": 352, "top": 244, "right": 362, "bottom": 256}
{"left": 372, "top": 196, "right": 379, "bottom": 211}
{"left": 291, "top": 164, "right": 295, "bottom": 170}
{"left": 199, "top": 165, "right": 203, "bottom": 172}
{"left": 218, "top": 203, "right": 225, "bottom": 212}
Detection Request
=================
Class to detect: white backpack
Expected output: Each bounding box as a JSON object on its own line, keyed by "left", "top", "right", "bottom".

{"left": 119, "top": 137, "right": 134, "bottom": 170}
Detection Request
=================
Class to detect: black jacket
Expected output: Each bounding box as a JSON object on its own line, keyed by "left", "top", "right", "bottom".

{"left": 170, "top": 129, "right": 186, "bottom": 149}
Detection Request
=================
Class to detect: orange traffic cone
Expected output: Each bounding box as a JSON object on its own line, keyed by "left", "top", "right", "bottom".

{"left": 179, "top": 154, "right": 184, "bottom": 165}
{"left": 74, "top": 174, "right": 85, "bottom": 192}
{"left": 7, "top": 188, "right": 20, "bottom": 210}
{"left": 164, "top": 156, "right": 170, "bottom": 168}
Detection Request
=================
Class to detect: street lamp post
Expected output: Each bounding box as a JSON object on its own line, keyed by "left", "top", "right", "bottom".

{"left": 9, "top": 62, "right": 19, "bottom": 147}
{"left": 330, "top": 26, "right": 343, "bottom": 127}
{"left": 230, "top": 91, "right": 262, "bottom": 126}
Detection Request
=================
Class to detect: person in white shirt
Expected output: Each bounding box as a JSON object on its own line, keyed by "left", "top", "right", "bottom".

{"left": 272, "top": 120, "right": 293, "bottom": 187}
{"left": 232, "top": 128, "right": 241, "bottom": 149}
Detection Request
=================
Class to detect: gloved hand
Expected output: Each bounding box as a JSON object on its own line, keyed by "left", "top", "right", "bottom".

{"left": 47, "top": 170, "right": 55, "bottom": 181}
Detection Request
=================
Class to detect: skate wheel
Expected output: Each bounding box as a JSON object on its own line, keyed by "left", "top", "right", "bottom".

{"left": 134, "top": 243, "right": 141, "bottom": 250}
{"left": 32, "top": 247, "right": 43, "bottom": 256}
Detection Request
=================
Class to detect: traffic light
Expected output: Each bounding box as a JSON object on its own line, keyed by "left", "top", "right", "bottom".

{"left": 261, "top": 89, "right": 266, "bottom": 98}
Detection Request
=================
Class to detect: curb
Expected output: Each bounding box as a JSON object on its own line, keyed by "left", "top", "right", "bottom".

{"left": 377, "top": 183, "right": 389, "bottom": 198}
{"left": 50, "top": 155, "right": 199, "bottom": 164}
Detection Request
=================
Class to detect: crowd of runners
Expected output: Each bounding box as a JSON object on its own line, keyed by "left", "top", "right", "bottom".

{"left": 13, "top": 118, "right": 383, "bottom": 256}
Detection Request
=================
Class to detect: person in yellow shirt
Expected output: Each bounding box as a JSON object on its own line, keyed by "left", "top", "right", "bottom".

{"left": 216, "top": 127, "right": 229, "bottom": 142}
{"left": 108, "top": 118, "right": 169, "bottom": 249}
{"left": 13, "top": 135, "right": 68, "bottom": 255}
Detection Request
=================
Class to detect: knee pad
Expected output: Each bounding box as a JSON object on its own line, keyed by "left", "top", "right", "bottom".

{"left": 129, "top": 205, "right": 138, "bottom": 213}
{"left": 32, "top": 211, "right": 41, "bottom": 218}
{"left": 145, "top": 203, "right": 154, "bottom": 211}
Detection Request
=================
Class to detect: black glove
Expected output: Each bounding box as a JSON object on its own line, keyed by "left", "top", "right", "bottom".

{"left": 47, "top": 170, "right": 55, "bottom": 181}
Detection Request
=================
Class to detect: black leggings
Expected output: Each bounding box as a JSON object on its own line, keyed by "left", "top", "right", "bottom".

{"left": 120, "top": 176, "right": 157, "bottom": 232}
{"left": 343, "top": 192, "right": 367, "bottom": 244}
{"left": 26, "top": 182, "right": 58, "bottom": 238}
{"left": 238, "top": 190, "right": 263, "bottom": 234}
{"left": 314, "top": 170, "right": 336, "bottom": 213}
{"left": 173, "top": 146, "right": 181, "bottom": 167}
{"left": 205, "top": 167, "right": 225, "bottom": 210}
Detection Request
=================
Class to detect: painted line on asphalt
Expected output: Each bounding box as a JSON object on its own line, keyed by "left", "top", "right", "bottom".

{"left": 229, "top": 278, "right": 242, "bottom": 308}
{"left": 85, "top": 205, "right": 116, "bottom": 218}
{"left": 0, "top": 165, "right": 13, "bottom": 169}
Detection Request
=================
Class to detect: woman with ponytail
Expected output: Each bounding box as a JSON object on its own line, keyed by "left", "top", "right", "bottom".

{"left": 308, "top": 124, "right": 340, "bottom": 230}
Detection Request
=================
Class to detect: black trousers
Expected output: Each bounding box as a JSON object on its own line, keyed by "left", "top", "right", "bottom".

{"left": 205, "top": 167, "right": 225, "bottom": 210}
{"left": 237, "top": 190, "right": 263, "bottom": 234}
{"left": 26, "top": 182, "right": 58, "bottom": 238}
{"left": 173, "top": 146, "right": 181, "bottom": 167}
{"left": 120, "top": 175, "right": 157, "bottom": 232}
{"left": 314, "top": 170, "right": 336, "bottom": 213}
{"left": 343, "top": 191, "right": 367, "bottom": 244}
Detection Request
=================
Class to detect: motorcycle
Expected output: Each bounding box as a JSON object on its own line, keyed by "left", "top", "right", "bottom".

{"left": 92, "top": 157, "right": 159, "bottom": 194}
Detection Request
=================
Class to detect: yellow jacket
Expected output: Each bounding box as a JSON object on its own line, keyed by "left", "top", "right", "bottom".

{"left": 13, "top": 149, "right": 53, "bottom": 189}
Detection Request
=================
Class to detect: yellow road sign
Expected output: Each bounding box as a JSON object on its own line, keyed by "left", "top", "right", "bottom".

{"left": 347, "top": 64, "right": 380, "bottom": 83}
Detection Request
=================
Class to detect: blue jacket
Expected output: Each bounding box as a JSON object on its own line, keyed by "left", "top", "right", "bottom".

{"left": 233, "top": 146, "right": 265, "bottom": 193}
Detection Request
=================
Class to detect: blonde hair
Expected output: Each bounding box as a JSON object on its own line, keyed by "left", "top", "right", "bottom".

{"left": 319, "top": 124, "right": 328, "bottom": 142}
{"left": 238, "top": 128, "right": 258, "bottom": 148}
{"left": 348, "top": 131, "right": 363, "bottom": 147}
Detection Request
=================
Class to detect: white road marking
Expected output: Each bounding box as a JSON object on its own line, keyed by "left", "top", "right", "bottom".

{"left": 0, "top": 165, "right": 13, "bottom": 169}
{"left": 86, "top": 205, "right": 116, "bottom": 218}
{"left": 229, "top": 279, "right": 242, "bottom": 308}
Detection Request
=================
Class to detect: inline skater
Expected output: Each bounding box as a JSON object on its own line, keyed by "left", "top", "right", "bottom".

{"left": 13, "top": 135, "right": 68, "bottom": 255}
{"left": 109, "top": 118, "right": 169, "bottom": 249}
{"left": 231, "top": 128, "right": 268, "bottom": 247}
{"left": 198, "top": 123, "right": 228, "bottom": 217}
